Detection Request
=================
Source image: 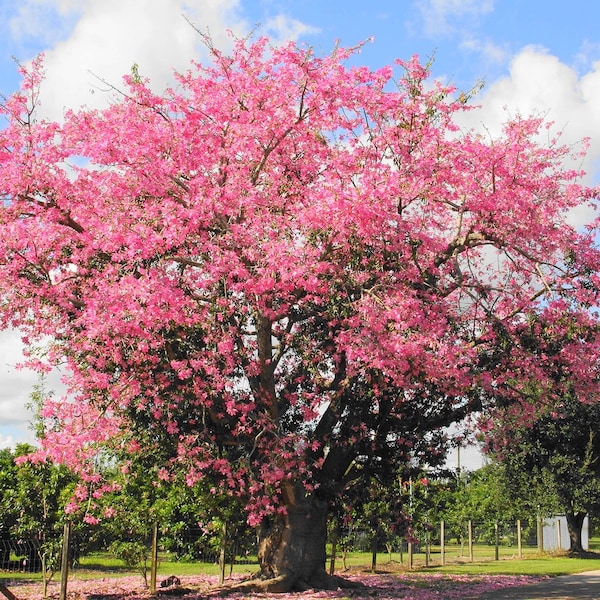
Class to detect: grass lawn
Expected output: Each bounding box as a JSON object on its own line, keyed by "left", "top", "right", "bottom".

{"left": 4, "top": 542, "right": 600, "bottom": 585}
{"left": 430, "top": 555, "right": 600, "bottom": 577}
{"left": 327, "top": 540, "right": 600, "bottom": 579}
{"left": 70, "top": 552, "right": 258, "bottom": 580}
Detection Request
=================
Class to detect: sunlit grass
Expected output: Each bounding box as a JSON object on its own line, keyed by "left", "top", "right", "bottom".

{"left": 330, "top": 542, "right": 600, "bottom": 578}
{"left": 71, "top": 551, "right": 257, "bottom": 579}
{"left": 431, "top": 555, "right": 600, "bottom": 577}
{"left": 3, "top": 540, "right": 600, "bottom": 585}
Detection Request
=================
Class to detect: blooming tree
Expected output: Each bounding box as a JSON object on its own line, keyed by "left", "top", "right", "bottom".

{"left": 1, "top": 36, "right": 599, "bottom": 591}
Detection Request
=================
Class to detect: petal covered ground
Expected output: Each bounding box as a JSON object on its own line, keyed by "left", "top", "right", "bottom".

{"left": 3, "top": 572, "right": 548, "bottom": 599}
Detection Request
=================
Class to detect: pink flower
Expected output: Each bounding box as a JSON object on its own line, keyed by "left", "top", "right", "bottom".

{"left": 83, "top": 514, "right": 100, "bottom": 525}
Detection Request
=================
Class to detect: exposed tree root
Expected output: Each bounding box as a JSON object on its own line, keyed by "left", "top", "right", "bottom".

{"left": 210, "top": 569, "right": 364, "bottom": 595}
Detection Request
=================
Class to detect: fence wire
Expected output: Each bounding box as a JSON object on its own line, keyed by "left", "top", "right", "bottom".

{"left": 0, "top": 538, "right": 42, "bottom": 573}
{"left": 0, "top": 517, "right": 577, "bottom": 576}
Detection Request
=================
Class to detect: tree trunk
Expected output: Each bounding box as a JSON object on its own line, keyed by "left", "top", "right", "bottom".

{"left": 565, "top": 511, "right": 586, "bottom": 554}
{"left": 257, "top": 495, "right": 328, "bottom": 589}
{"left": 225, "top": 486, "right": 361, "bottom": 593}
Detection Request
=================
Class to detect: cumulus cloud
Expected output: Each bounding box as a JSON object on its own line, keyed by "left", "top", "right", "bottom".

{"left": 14, "top": 0, "right": 316, "bottom": 121}
{"left": 459, "top": 35, "right": 509, "bottom": 66}
{"left": 0, "top": 330, "right": 41, "bottom": 429}
{"left": 459, "top": 47, "right": 600, "bottom": 179}
{"left": 0, "top": 434, "right": 18, "bottom": 450}
{"left": 29, "top": 0, "right": 243, "bottom": 120}
{"left": 0, "top": 329, "right": 66, "bottom": 446}
{"left": 415, "top": 0, "right": 504, "bottom": 85}
{"left": 572, "top": 39, "right": 600, "bottom": 75}
{"left": 8, "top": 0, "right": 84, "bottom": 45}
{"left": 454, "top": 46, "right": 600, "bottom": 229}
{"left": 262, "top": 14, "right": 320, "bottom": 45}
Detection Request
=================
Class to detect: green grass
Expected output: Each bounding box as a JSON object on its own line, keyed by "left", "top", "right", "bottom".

{"left": 71, "top": 552, "right": 258, "bottom": 579}
{"left": 328, "top": 541, "right": 600, "bottom": 578}
{"left": 4, "top": 542, "right": 600, "bottom": 584}
{"left": 72, "top": 538, "right": 600, "bottom": 578}
{"left": 430, "top": 555, "right": 600, "bottom": 577}
{"left": 0, "top": 553, "right": 258, "bottom": 584}
{"left": 329, "top": 544, "right": 538, "bottom": 571}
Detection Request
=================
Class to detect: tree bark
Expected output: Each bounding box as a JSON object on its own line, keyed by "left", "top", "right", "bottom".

{"left": 565, "top": 511, "right": 586, "bottom": 554}
{"left": 257, "top": 495, "right": 328, "bottom": 590}
{"left": 226, "top": 485, "right": 361, "bottom": 593}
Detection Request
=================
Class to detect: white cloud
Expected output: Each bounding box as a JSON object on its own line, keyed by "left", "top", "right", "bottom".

{"left": 0, "top": 329, "right": 65, "bottom": 444}
{"left": 32, "top": 0, "right": 246, "bottom": 120}
{"left": 451, "top": 46, "right": 600, "bottom": 232}
{"left": 263, "top": 14, "right": 320, "bottom": 45}
{"left": 459, "top": 36, "right": 509, "bottom": 66}
{"left": 8, "top": 0, "right": 83, "bottom": 44}
{"left": 0, "top": 329, "right": 39, "bottom": 426}
{"left": 11, "top": 0, "right": 319, "bottom": 121}
{"left": 573, "top": 39, "right": 600, "bottom": 74}
{"left": 0, "top": 434, "right": 18, "bottom": 450}
{"left": 458, "top": 47, "right": 600, "bottom": 183}
{"left": 0, "top": 429, "right": 37, "bottom": 450}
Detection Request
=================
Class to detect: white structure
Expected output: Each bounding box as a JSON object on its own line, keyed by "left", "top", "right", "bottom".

{"left": 542, "top": 515, "right": 589, "bottom": 551}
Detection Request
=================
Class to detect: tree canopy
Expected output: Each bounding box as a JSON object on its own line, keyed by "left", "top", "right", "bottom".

{"left": 1, "top": 36, "right": 599, "bottom": 591}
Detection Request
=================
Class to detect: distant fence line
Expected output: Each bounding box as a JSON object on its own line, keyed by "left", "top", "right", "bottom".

{"left": 0, "top": 517, "right": 565, "bottom": 573}
{"left": 0, "top": 516, "right": 583, "bottom": 598}
{"left": 331, "top": 518, "right": 545, "bottom": 572}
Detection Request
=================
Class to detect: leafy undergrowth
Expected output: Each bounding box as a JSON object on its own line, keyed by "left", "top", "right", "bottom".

{"left": 2, "top": 571, "right": 548, "bottom": 599}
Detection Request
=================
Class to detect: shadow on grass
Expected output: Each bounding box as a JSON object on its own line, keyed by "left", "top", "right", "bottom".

{"left": 72, "top": 563, "right": 132, "bottom": 575}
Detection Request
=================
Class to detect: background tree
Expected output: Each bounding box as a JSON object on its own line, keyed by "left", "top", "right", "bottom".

{"left": 483, "top": 314, "right": 600, "bottom": 554}
{"left": 0, "top": 444, "right": 76, "bottom": 595}
{"left": 485, "top": 393, "right": 600, "bottom": 553}
{"left": 93, "top": 445, "right": 253, "bottom": 566}
{"left": 0, "top": 448, "right": 19, "bottom": 542}
{"left": 1, "top": 36, "right": 599, "bottom": 592}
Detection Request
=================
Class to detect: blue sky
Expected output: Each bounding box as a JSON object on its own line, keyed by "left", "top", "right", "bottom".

{"left": 1, "top": 0, "right": 600, "bottom": 468}
{"left": 2, "top": 1, "right": 600, "bottom": 98}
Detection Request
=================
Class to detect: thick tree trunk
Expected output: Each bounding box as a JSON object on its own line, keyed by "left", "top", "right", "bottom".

{"left": 565, "top": 511, "right": 586, "bottom": 554}
{"left": 256, "top": 495, "right": 329, "bottom": 590}
{"left": 225, "top": 486, "right": 361, "bottom": 593}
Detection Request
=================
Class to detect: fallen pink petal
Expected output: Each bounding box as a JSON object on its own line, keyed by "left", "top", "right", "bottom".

{"left": 2, "top": 572, "right": 549, "bottom": 599}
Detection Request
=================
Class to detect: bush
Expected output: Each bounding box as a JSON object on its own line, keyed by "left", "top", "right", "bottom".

{"left": 108, "top": 541, "right": 150, "bottom": 586}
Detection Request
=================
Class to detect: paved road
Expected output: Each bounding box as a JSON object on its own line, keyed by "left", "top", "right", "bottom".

{"left": 478, "top": 570, "right": 600, "bottom": 599}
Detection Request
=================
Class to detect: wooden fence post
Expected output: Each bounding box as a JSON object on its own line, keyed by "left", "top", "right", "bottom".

{"left": 150, "top": 521, "right": 159, "bottom": 593}
{"left": 517, "top": 519, "right": 523, "bottom": 559}
{"left": 494, "top": 522, "right": 499, "bottom": 561}
{"left": 218, "top": 521, "right": 227, "bottom": 584}
{"left": 468, "top": 520, "right": 473, "bottom": 562}
{"left": 59, "top": 521, "right": 72, "bottom": 600}
{"left": 440, "top": 520, "right": 445, "bottom": 566}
